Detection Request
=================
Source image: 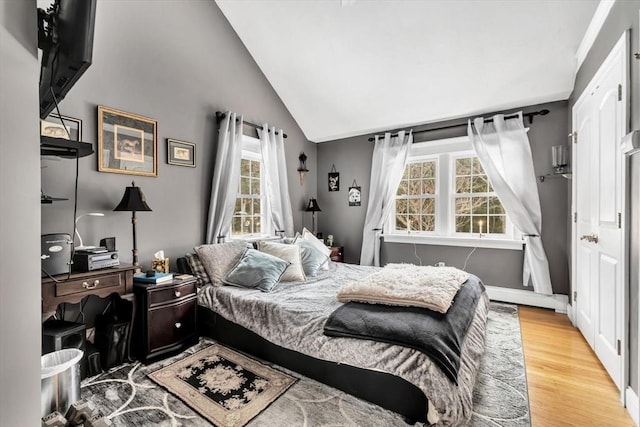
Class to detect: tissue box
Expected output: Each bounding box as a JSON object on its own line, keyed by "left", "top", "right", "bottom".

{"left": 151, "top": 258, "right": 169, "bottom": 273}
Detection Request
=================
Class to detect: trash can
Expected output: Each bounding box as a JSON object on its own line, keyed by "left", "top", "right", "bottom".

{"left": 41, "top": 348, "right": 84, "bottom": 418}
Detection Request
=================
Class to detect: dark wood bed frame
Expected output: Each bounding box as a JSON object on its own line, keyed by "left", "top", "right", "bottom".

{"left": 197, "top": 306, "right": 428, "bottom": 424}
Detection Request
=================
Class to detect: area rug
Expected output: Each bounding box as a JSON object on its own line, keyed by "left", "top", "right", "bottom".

{"left": 148, "top": 344, "right": 296, "bottom": 427}
{"left": 80, "top": 302, "right": 529, "bottom": 426}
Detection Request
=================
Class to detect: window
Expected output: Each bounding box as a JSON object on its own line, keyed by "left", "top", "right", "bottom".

{"left": 231, "top": 137, "right": 271, "bottom": 238}
{"left": 385, "top": 136, "right": 521, "bottom": 250}
{"left": 395, "top": 159, "right": 437, "bottom": 232}
{"left": 453, "top": 156, "right": 507, "bottom": 235}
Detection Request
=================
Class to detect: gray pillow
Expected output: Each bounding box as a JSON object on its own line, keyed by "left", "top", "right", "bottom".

{"left": 296, "top": 239, "right": 330, "bottom": 277}
{"left": 223, "top": 249, "right": 290, "bottom": 292}
{"left": 194, "top": 241, "right": 249, "bottom": 287}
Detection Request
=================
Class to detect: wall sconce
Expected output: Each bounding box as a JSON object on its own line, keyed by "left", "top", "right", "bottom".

{"left": 540, "top": 144, "right": 572, "bottom": 182}
{"left": 297, "top": 152, "right": 308, "bottom": 185}
{"left": 552, "top": 145, "right": 567, "bottom": 173}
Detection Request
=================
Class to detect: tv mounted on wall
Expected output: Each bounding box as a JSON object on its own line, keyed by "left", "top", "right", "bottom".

{"left": 38, "top": 0, "right": 96, "bottom": 158}
{"left": 38, "top": 0, "right": 97, "bottom": 120}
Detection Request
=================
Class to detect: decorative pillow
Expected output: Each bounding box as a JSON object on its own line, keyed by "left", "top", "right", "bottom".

{"left": 185, "top": 253, "right": 210, "bottom": 288}
{"left": 295, "top": 239, "right": 330, "bottom": 277}
{"left": 194, "top": 241, "right": 249, "bottom": 286}
{"left": 257, "top": 240, "right": 306, "bottom": 282}
{"left": 300, "top": 228, "right": 332, "bottom": 270}
{"left": 223, "top": 249, "right": 289, "bottom": 292}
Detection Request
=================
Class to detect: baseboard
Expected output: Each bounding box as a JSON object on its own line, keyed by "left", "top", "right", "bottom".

{"left": 627, "top": 387, "right": 639, "bottom": 426}
{"left": 485, "top": 285, "right": 569, "bottom": 313}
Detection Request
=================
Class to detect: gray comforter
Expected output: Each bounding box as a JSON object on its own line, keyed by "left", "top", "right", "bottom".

{"left": 198, "top": 262, "right": 489, "bottom": 426}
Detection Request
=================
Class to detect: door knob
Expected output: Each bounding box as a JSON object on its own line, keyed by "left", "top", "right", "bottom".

{"left": 580, "top": 234, "right": 599, "bottom": 244}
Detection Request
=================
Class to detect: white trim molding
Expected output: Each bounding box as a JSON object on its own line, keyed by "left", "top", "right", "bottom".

{"left": 626, "top": 387, "right": 639, "bottom": 426}
{"left": 383, "top": 234, "right": 524, "bottom": 250}
{"left": 576, "top": 0, "right": 616, "bottom": 71}
{"left": 485, "top": 285, "right": 569, "bottom": 313}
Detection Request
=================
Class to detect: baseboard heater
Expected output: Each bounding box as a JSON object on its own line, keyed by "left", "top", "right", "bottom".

{"left": 485, "top": 285, "right": 569, "bottom": 313}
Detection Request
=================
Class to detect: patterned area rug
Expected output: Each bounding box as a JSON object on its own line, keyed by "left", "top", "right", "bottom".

{"left": 80, "top": 302, "right": 529, "bottom": 426}
{"left": 149, "top": 345, "right": 296, "bottom": 427}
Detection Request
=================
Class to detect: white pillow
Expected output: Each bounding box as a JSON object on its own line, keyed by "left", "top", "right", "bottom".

{"left": 257, "top": 240, "right": 306, "bottom": 282}
{"left": 300, "top": 228, "right": 332, "bottom": 270}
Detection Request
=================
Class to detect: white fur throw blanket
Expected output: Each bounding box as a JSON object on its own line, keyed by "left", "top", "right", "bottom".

{"left": 337, "top": 263, "right": 469, "bottom": 314}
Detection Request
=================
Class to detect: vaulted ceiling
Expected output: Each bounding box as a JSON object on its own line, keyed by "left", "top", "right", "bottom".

{"left": 216, "top": 0, "right": 600, "bottom": 142}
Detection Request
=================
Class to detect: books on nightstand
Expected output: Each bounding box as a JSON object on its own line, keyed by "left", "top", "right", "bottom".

{"left": 133, "top": 272, "right": 174, "bottom": 284}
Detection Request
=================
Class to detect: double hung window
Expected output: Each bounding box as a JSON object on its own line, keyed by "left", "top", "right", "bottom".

{"left": 386, "top": 136, "right": 521, "bottom": 249}
{"left": 231, "top": 136, "right": 272, "bottom": 238}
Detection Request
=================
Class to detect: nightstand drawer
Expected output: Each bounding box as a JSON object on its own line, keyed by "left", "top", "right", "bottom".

{"left": 148, "top": 296, "right": 196, "bottom": 352}
{"left": 147, "top": 281, "right": 196, "bottom": 308}
{"left": 55, "top": 272, "right": 124, "bottom": 297}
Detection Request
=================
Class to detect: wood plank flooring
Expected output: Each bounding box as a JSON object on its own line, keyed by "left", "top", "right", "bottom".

{"left": 518, "top": 306, "right": 635, "bottom": 427}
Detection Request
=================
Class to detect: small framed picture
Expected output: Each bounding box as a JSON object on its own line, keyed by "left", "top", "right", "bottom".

{"left": 348, "top": 186, "right": 361, "bottom": 206}
{"left": 328, "top": 165, "right": 339, "bottom": 191}
{"left": 98, "top": 105, "right": 157, "bottom": 177}
{"left": 40, "top": 113, "right": 82, "bottom": 141}
{"left": 167, "top": 139, "right": 196, "bottom": 167}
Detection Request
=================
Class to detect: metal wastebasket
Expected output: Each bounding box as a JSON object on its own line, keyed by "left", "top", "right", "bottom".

{"left": 41, "top": 348, "right": 84, "bottom": 418}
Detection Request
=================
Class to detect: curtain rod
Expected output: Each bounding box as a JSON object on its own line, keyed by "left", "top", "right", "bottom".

{"left": 367, "top": 109, "right": 550, "bottom": 142}
{"left": 216, "top": 111, "right": 288, "bottom": 139}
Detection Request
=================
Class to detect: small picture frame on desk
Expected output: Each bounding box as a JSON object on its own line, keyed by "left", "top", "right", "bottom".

{"left": 40, "top": 113, "right": 82, "bottom": 140}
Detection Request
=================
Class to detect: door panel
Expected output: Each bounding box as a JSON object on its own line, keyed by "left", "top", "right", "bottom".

{"left": 572, "top": 34, "right": 626, "bottom": 392}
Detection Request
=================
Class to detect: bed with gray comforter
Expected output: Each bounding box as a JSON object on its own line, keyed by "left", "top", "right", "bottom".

{"left": 198, "top": 262, "right": 489, "bottom": 426}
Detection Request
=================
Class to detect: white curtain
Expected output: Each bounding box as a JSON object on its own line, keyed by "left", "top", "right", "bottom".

{"left": 258, "top": 125, "right": 294, "bottom": 236}
{"left": 360, "top": 131, "right": 413, "bottom": 266}
{"left": 205, "top": 111, "right": 243, "bottom": 244}
{"left": 468, "top": 112, "right": 553, "bottom": 295}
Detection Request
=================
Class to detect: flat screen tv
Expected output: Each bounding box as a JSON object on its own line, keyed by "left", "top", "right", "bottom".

{"left": 38, "top": 0, "right": 97, "bottom": 119}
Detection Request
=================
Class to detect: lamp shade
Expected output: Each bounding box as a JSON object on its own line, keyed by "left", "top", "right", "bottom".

{"left": 113, "top": 181, "right": 152, "bottom": 212}
{"left": 305, "top": 198, "right": 321, "bottom": 212}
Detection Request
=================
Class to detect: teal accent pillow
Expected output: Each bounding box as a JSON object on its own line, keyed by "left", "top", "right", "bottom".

{"left": 296, "top": 239, "right": 330, "bottom": 277}
{"left": 223, "top": 249, "right": 290, "bottom": 292}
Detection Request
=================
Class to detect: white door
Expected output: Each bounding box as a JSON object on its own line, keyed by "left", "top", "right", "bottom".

{"left": 572, "top": 33, "right": 627, "bottom": 391}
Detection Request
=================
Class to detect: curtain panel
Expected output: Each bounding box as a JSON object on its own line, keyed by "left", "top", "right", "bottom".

{"left": 468, "top": 113, "right": 553, "bottom": 295}
{"left": 205, "top": 112, "right": 243, "bottom": 244}
{"left": 360, "top": 131, "right": 413, "bottom": 266}
{"left": 259, "top": 125, "right": 294, "bottom": 237}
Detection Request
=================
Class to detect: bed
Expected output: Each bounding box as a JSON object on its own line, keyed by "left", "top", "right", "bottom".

{"left": 177, "top": 259, "right": 489, "bottom": 426}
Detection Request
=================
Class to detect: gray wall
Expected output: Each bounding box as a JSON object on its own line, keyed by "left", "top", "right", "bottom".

{"left": 568, "top": 0, "right": 640, "bottom": 395}
{"left": 317, "top": 101, "right": 570, "bottom": 294}
{"left": 41, "top": 0, "right": 317, "bottom": 270}
{"left": 630, "top": 154, "right": 639, "bottom": 394}
{"left": 0, "top": 0, "right": 42, "bottom": 425}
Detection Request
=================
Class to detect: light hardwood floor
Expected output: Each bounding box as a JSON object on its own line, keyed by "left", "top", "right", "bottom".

{"left": 518, "top": 306, "right": 635, "bottom": 427}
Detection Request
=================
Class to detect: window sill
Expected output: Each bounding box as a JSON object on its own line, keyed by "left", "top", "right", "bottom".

{"left": 383, "top": 234, "right": 524, "bottom": 250}
{"left": 229, "top": 234, "right": 281, "bottom": 243}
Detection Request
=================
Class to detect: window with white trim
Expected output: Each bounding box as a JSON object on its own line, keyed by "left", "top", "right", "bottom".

{"left": 386, "top": 136, "right": 521, "bottom": 249}
{"left": 231, "top": 136, "right": 272, "bottom": 238}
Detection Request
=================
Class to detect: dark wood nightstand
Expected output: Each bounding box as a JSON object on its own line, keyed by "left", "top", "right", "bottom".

{"left": 132, "top": 277, "right": 198, "bottom": 362}
{"left": 329, "top": 246, "right": 344, "bottom": 263}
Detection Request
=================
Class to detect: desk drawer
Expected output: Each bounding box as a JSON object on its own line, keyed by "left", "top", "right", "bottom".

{"left": 147, "top": 281, "right": 196, "bottom": 307}
{"left": 56, "top": 272, "right": 124, "bottom": 297}
{"left": 148, "top": 296, "right": 196, "bottom": 352}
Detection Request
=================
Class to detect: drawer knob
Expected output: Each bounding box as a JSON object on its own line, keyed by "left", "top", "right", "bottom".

{"left": 82, "top": 281, "right": 98, "bottom": 290}
{"left": 174, "top": 291, "right": 181, "bottom": 298}
{"left": 175, "top": 322, "right": 182, "bottom": 329}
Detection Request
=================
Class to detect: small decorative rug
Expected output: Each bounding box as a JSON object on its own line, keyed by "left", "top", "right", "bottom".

{"left": 148, "top": 344, "right": 296, "bottom": 427}
{"left": 80, "top": 302, "right": 529, "bottom": 426}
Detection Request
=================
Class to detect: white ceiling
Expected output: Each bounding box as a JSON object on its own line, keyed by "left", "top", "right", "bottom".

{"left": 216, "top": 0, "right": 600, "bottom": 143}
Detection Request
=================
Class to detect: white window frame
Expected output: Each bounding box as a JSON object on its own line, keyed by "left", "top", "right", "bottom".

{"left": 230, "top": 136, "right": 274, "bottom": 240}
{"left": 384, "top": 136, "right": 523, "bottom": 250}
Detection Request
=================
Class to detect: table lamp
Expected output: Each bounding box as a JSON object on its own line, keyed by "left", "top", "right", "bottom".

{"left": 74, "top": 212, "right": 104, "bottom": 250}
{"left": 113, "top": 181, "right": 152, "bottom": 266}
{"left": 305, "top": 198, "right": 321, "bottom": 236}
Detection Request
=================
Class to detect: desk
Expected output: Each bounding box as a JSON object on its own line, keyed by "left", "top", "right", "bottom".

{"left": 41, "top": 265, "right": 137, "bottom": 321}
